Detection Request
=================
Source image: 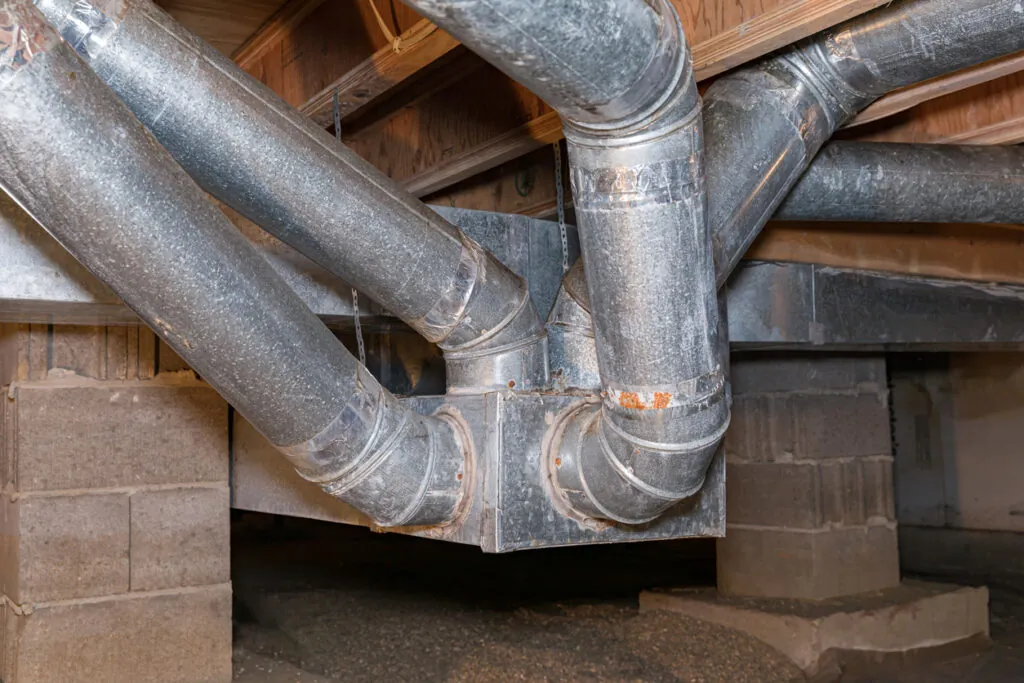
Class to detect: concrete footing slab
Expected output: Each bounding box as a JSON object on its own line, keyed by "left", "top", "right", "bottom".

{"left": 639, "top": 581, "right": 989, "bottom": 680}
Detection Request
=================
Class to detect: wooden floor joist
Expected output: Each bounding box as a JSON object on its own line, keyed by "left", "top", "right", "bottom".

{"left": 157, "top": 0, "right": 286, "bottom": 56}
{"left": 379, "top": 0, "right": 899, "bottom": 201}
{"left": 403, "top": 112, "right": 563, "bottom": 198}
{"left": 689, "top": 0, "right": 891, "bottom": 81}
{"left": 748, "top": 222, "right": 1024, "bottom": 286}
{"left": 231, "top": 0, "right": 326, "bottom": 70}
{"left": 300, "top": 20, "right": 462, "bottom": 129}
{"left": 849, "top": 71, "right": 1024, "bottom": 145}
{"left": 846, "top": 52, "right": 1024, "bottom": 129}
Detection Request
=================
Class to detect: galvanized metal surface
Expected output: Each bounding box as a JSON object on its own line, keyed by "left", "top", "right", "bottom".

{"left": 0, "top": 201, "right": 575, "bottom": 327}
{"left": 705, "top": 0, "right": 1024, "bottom": 284}
{"left": 401, "top": 0, "right": 667, "bottom": 126}
{"left": 233, "top": 392, "right": 726, "bottom": 553}
{"left": 547, "top": 0, "right": 1024, "bottom": 400}
{"left": 6, "top": 201, "right": 1024, "bottom": 351}
{"left": 409, "top": 0, "right": 728, "bottom": 524}
{"left": 562, "top": 55, "right": 727, "bottom": 523}
{"left": 728, "top": 261, "right": 1024, "bottom": 351}
{"left": 33, "top": 0, "right": 547, "bottom": 394}
{"left": 0, "top": 0, "right": 466, "bottom": 528}
{"left": 776, "top": 142, "right": 1024, "bottom": 224}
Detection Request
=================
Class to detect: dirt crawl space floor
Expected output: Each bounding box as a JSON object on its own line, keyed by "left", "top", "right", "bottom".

{"left": 229, "top": 514, "right": 1024, "bottom": 683}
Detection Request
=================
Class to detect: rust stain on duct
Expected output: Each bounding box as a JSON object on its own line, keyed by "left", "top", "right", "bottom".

{"left": 618, "top": 392, "right": 647, "bottom": 410}
{"left": 653, "top": 392, "right": 672, "bottom": 409}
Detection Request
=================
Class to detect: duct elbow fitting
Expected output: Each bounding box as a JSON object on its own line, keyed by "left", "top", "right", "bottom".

{"left": 546, "top": 283, "right": 601, "bottom": 394}
{"left": 33, "top": 0, "right": 548, "bottom": 397}
{"left": 425, "top": 240, "right": 549, "bottom": 394}
{"left": 545, "top": 0, "right": 729, "bottom": 524}
{"left": 279, "top": 367, "right": 471, "bottom": 528}
{"left": 551, "top": 380, "right": 728, "bottom": 524}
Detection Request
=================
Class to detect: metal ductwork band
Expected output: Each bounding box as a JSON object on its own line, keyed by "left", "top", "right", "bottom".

{"left": 0, "top": 0, "right": 468, "bottom": 528}
{"left": 32, "top": 0, "right": 547, "bottom": 394}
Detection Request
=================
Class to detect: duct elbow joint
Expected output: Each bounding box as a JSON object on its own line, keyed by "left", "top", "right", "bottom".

{"left": 424, "top": 239, "right": 549, "bottom": 394}
{"left": 279, "top": 367, "right": 471, "bottom": 528}
{"left": 560, "top": 0, "right": 695, "bottom": 139}
{"left": 549, "top": 377, "right": 729, "bottom": 525}
{"left": 442, "top": 286, "right": 549, "bottom": 394}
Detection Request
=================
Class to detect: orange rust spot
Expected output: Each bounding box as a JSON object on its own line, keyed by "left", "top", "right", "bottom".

{"left": 653, "top": 392, "right": 672, "bottom": 409}
{"left": 456, "top": 473, "right": 463, "bottom": 481}
{"left": 507, "top": 380, "right": 516, "bottom": 389}
{"left": 618, "top": 392, "right": 647, "bottom": 410}
{"left": 554, "top": 458, "right": 562, "bottom": 468}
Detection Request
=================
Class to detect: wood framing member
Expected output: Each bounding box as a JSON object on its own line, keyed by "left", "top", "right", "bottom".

{"left": 403, "top": 112, "right": 563, "bottom": 198}
{"left": 300, "top": 20, "right": 461, "bottom": 128}
{"left": 157, "top": 0, "right": 287, "bottom": 56}
{"left": 687, "top": 0, "right": 892, "bottom": 81}
{"left": 232, "top": 0, "right": 326, "bottom": 70}
{"left": 340, "top": 0, "right": 896, "bottom": 200}
{"left": 847, "top": 52, "right": 1024, "bottom": 129}
{"left": 234, "top": 0, "right": 427, "bottom": 109}
{"left": 848, "top": 71, "right": 1024, "bottom": 145}
{"left": 423, "top": 146, "right": 564, "bottom": 217}
{"left": 748, "top": 222, "right": 1024, "bottom": 286}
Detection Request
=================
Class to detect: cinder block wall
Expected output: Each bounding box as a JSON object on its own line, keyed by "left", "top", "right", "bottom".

{"left": 719, "top": 354, "right": 899, "bottom": 600}
{"left": 0, "top": 323, "right": 232, "bottom": 683}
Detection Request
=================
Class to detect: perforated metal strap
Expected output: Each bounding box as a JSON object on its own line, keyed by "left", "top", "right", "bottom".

{"left": 553, "top": 141, "right": 570, "bottom": 274}
{"left": 335, "top": 88, "right": 367, "bottom": 365}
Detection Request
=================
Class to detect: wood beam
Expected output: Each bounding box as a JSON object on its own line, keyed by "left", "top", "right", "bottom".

{"left": 424, "top": 147, "right": 564, "bottom": 217}
{"left": 748, "top": 222, "right": 1024, "bottom": 286}
{"left": 847, "top": 71, "right": 1024, "bottom": 145}
{"left": 156, "top": 0, "right": 287, "bottom": 56}
{"left": 404, "top": 112, "right": 563, "bottom": 198}
{"left": 300, "top": 20, "right": 462, "bottom": 129}
{"left": 235, "top": 0, "right": 425, "bottom": 108}
{"left": 686, "top": 0, "right": 891, "bottom": 81}
{"left": 846, "top": 52, "right": 1024, "bottom": 129}
{"left": 346, "top": 0, "right": 894, "bottom": 201}
{"left": 231, "top": 0, "right": 326, "bottom": 70}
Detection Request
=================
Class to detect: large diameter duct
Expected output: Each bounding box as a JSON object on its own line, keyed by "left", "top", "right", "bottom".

{"left": 32, "top": 0, "right": 546, "bottom": 394}
{"left": 706, "top": 0, "right": 1024, "bottom": 280}
{"left": 550, "top": 0, "right": 1024, "bottom": 391}
{"left": 407, "top": 0, "right": 729, "bottom": 524}
{"left": 0, "top": 0, "right": 467, "bottom": 528}
{"left": 549, "top": 140, "right": 1024, "bottom": 387}
{"left": 776, "top": 142, "right": 1024, "bottom": 224}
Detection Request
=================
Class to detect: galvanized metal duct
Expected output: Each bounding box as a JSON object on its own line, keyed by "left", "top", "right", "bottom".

{"left": 406, "top": 0, "right": 729, "bottom": 524}
{"left": 706, "top": 0, "right": 1024, "bottom": 280}
{"left": 0, "top": 0, "right": 467, "bottom": 528}
{"left": 550, "top": 0, "right": 1024, "bottom": 391}
{"left": 31, "top": 0, "right": 547, "bottom": 395}
{"left": 549, "top": 145, "right": 1024, "bottom": 388}
{"left": 776, "top": 142, "right": 1024, "bottom": 224}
